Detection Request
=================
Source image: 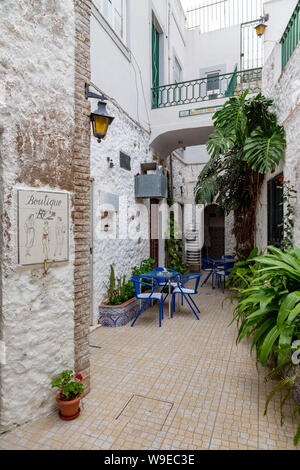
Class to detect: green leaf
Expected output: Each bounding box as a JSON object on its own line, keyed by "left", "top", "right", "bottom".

{"left": 244, "top": 127, "right": 286, "bottom": 174}
{"left": 260, "top": 325, "right": 280, "bottom": 364}
{"left": 277, "top": 292, "right": 300, "bottom": 329}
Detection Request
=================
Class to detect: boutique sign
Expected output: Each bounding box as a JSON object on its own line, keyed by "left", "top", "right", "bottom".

{"left": 17, "top": 189, "right": 69, "bottom": 265}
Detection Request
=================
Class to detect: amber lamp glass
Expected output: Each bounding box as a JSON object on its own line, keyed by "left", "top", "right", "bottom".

{"left": 255, "top": 23, "right": 266, "bottom": 37}
{"left": 90, "top": 101, "right": 114, "bottom": 142}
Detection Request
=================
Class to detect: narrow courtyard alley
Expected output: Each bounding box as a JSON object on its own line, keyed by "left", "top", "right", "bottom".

{"left": 0, "top": 282, "right": 297, "bottom": 451}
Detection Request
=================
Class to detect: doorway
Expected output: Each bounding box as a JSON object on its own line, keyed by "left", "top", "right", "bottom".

{"left": 202, "top": 204, "right": 225, "bottom": 259}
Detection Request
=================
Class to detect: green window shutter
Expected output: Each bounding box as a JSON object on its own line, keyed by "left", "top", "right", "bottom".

{"left": 152, "top": 23, "right": 160, "bottom": 108}
{"left": 120, "top": 152, "right": 131, "bottom": 171}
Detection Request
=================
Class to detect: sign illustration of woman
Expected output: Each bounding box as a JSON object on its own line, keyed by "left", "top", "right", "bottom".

{"left": 24, "top": 214, "right": 35, "bottom": 256}
{"left": 42, "top": 221, "right": 50, "bottom": 260}
{"left": 54, "top": 217, "right": 66, "bottom": 258}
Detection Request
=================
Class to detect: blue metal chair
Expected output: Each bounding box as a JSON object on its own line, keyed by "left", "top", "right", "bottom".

{"left": 171, "top": 274, "right": 202, "bottom": 320}
{"left": 131, "top": 276, "right": 164, "bottom": 327}
{"left": 200, "top": 257, "right": 216, "bottom": 288}
{"left": 214, "top": 260, "right": 235, "bottom": 293}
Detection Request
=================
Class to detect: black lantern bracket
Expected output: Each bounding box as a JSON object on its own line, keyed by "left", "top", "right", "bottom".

{"left": 85, "top": 83, "right": 106, "bottom": 102}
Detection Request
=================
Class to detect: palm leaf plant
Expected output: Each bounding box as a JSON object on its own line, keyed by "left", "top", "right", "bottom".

{"left": 231, "top": 245, "right": 300, "bottom": 445}
{"left": 195, "top": 91, "right": 286, "bottom": 258}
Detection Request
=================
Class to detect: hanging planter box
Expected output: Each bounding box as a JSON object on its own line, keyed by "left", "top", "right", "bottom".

{"left": 99, "top": 296, "right": 151, "bottom": 327}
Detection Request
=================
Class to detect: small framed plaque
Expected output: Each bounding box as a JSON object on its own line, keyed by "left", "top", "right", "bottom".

{"left": 17, "top": 189, "right": 69, "bottom": 265}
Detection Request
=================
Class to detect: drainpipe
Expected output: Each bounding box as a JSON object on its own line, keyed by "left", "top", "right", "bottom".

{"left": 89, "top": 178, "right": 94, "bottom": 326}
{"left": 169, "top": 153, "right": 174, "bottom": 205}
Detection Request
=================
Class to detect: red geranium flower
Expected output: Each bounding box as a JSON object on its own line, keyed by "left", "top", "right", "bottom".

{"left": 76, "top": 374, "right": 83, "bottom": 381}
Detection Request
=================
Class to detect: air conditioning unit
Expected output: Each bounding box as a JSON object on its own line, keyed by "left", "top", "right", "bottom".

{"left": 135, "top": 163, "right": 168, "bottom": 199}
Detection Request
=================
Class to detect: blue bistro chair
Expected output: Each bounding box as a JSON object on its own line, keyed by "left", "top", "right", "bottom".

{"left": 171, "top": 273, "right": 202, "bottom": 320}
{"left": 214, "top": 260, "right": 235, "bottom": 294}
{"left": 200, "top": 257, "right": 216, "bottom": 288}
{"left": 131, "top": 275, "right": 164, "bottom": 327}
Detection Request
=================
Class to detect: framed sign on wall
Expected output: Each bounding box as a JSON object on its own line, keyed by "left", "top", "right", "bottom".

{"left": 17, "top": 189, "right": 69, "bottom": 265}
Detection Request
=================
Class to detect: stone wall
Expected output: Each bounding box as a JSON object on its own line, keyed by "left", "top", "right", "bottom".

{"left": 90, "top": 97, "right": 152, "bottom": 325}
{"left": 0, "top": 0, "right": 91, "bottom": 429}
{"left": 171, "top": 153, "right": 235, "bottom": 255}
{"left": 257, "top": 41, "right": 300, "bottom": 250}
{"left": 73, "top": 0, "right": 91, "bottom": 395}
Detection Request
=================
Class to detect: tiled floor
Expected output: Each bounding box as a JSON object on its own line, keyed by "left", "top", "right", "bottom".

{"left": 0, "top": 282, "right": 298, "bottom": 450}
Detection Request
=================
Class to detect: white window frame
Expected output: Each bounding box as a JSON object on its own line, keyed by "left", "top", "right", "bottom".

{"left": 93, "top": 0, "right": 127, "bottom": 44}
{"left": 206, "top": 71, "right": 220, "bottom": 99}
{"left": 173, "top": 56, "right": 182, "bottom": 84}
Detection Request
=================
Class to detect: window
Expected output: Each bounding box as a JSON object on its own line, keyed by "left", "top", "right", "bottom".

{"left": 120, "top": 151, "right": 131, "bottom": 171}
{"left": 207, "top": 72, "right": 220, "bottom": 100}
{"left": 174, "top": 57, "right": 182, "bottom": 83}
{"left": 152, "top": 22, "right": 160, "bottom": 107}
{"left": 267, "top": 174, "right": 283, "bottom": 247}
{"left": 94, "top": 0, "right": 126, "bottom": 42}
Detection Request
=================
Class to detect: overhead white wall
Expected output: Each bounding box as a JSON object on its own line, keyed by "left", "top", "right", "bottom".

{"left": 91, "top": 0, "right": 152, "bottom": 130}
{"left": 184, "top": 24, "right": 240, "bottom": 79}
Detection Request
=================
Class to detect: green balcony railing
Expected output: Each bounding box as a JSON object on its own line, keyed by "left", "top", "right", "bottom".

{"left": 280, "top": 0, "right": 300, "bottom": 70}
{"left": 152, "top": 67, "right": 262, "bottom": 109}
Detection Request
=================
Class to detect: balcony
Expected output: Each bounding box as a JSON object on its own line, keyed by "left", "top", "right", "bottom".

{"left": 152, "top": 67, "right": 262, "bottom": 109}
{"left": 280, "top": 0, "right": 300, "bottom": 70}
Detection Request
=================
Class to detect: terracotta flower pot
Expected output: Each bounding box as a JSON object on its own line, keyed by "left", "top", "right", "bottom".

{"left": 56, "top": 393, "right": 83, "bottom": 420}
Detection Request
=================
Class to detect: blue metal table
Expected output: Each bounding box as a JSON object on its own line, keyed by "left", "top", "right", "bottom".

{"left": 141, "top": 270, "right": 180, "bottom": 319}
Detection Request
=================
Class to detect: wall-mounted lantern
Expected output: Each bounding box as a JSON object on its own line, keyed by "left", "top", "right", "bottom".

{"left": 85, "top": 84, "right": 114, "bottom": 143}
{"left": 255, "top": 14, "right": 269, "bottom": 38}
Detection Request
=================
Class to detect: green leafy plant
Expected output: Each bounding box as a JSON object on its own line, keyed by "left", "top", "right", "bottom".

{"left": 232, "top": 246, "right": 300, "bottom": 365}
{"left": 195, "top": 92, "right": 286, "bottom": 258}
{"left": 227, "top": 247, "right": 259, "bottom": 290}
{"left": 231, "top": 245, "right": 300, "bottom": 445}
{"left": 165, "top": 218, "right": 189, "bottom": 274}
{"left": 51, "top": 370, "right": 84, "bottom": 401}
{"left": 106, "top": 258, "right": 155, "bottom": 305}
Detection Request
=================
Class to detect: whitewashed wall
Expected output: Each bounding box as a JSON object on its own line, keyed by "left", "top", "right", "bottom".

{"left": 90, "top": 99, "right": 152, "bottom": 324}
{"left": 257, "top": 32, "right": 300, "bottom": 250}
{"left": 184, "top": 24, "right": 240, "bottom": 79}
{"left": 0, "top": 1, "right": 76, "bottom": 430}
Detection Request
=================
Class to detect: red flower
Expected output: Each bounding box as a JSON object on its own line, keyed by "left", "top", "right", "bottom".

{"left": 76, "top": 374, "right": 83, "bottom": 381}
{"left": 52, "top": 212, "right": 56, "bottom": 216}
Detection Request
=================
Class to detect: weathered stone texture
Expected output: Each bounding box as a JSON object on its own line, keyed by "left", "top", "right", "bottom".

{"left": 257, "top": 41, "right": 300, "bottom": 250}
{"left": 0, "top": 0, "right": 76, "bottom": 430}
{"left": 73, "top": 0, "right": 91, "bottom": 393}
{"left": 90, "top": 99, "right": 152, "bottom": 324}
{"left": 0, "top": 0, "right": 92, "bottom": 429}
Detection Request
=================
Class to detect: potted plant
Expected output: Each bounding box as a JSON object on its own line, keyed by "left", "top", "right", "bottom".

{"left": 51, "top": 370, "right": 84, "bottom": 420}
{"left": 99, "top": 258, "right": 155, "bottom": 327}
